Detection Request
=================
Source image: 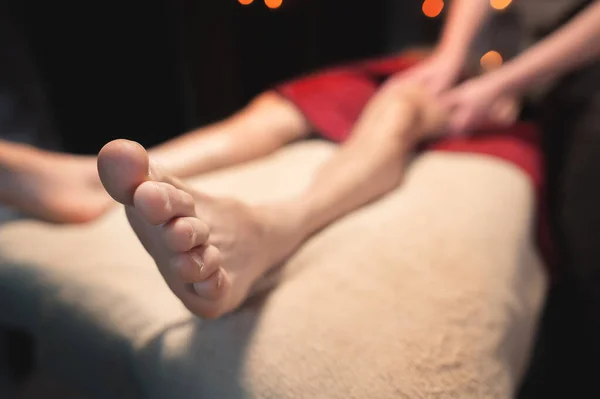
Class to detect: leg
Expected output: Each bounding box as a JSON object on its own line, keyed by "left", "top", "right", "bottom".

{"left": 0, "top": 91, "right": 309, "bottom": 223}
{"left": 273, "top": 84, "right": 446, "bottom": 236}
{"left": 148, "top": 91, "right": 311, "bottom": 178}
{"left": 97, "top": 84, "right": 444, "bottom": 318}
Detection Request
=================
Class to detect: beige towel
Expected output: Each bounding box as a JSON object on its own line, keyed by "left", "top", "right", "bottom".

{"left": 0, "top": 141, "right": 547, "bottom": 398}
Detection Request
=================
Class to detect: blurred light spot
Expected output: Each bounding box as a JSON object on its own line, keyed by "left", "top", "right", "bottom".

{"left": 480, "top": 50, "right": 503, "bottom": 70}
{"left": 422, "top": 0, "right": 444, "bottom": 18}
{"left": 264, "top": 0, "right": 282, "bottom": 9}
{"left": 490, "top": 0, "right": 512, "bottom": 10}
{"left": 238, "top": 0, "right": 254, "bottom": 5}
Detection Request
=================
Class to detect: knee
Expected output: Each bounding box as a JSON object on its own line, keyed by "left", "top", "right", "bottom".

{"left": 248, "top": 90, "right": 287, "bottom": 110}
{"left": 366, "top": 85, "right": 445, "bottom": 145}
{"left": 365, "top": 94, "right": 420, "bottom": 146}
{"left": 243, "top": 91, "right": 311, "bottom": 141}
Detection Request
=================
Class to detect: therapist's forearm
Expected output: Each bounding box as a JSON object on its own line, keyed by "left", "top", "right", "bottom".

{"left": 437, "top": 0, "right": 492, "bottom": 57}
{"left": 492, "top": 1, "right": 600, "bottom": 95}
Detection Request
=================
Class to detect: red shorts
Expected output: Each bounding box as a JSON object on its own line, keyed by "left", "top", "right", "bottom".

{"left": 276, "top": 54, "right": 555, "bottom": 272}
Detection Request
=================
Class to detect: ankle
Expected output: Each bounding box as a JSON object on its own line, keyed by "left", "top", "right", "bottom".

{"left": 258, "top": 199, "right": 314, "bottom": 240}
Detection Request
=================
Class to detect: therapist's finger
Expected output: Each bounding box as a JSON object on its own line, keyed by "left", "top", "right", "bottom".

{"left": 447, "top": 109, "right": 475, "bottom": 137}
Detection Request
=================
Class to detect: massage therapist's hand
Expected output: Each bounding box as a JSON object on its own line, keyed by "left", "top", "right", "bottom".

{"left": 440, "top": 73, "right": 520, "bottom": 136}
{"left": 389, "top": 48, "right": 465, "bottom": 96}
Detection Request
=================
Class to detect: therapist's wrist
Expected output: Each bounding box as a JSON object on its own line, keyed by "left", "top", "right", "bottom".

{"left": 484, "top": 66, "right": 529, "bottom": 99}
{"left": 431, "top": 44, "right": 468, "bottom": 78}
{"left": 435, "top": 41, "right": 468, "bottom": 63}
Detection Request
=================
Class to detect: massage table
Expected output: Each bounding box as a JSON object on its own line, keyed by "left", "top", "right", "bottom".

{"left": 0, "top": 141, "right": 547, "bottom": 398}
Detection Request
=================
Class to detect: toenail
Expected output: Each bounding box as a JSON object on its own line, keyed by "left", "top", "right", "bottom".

{"left": 183, "top": 219, "right": 195, "bottom": 240}
{"left": 147, "top": 157, "right": 154, "bottom": 177}
{"left": 189, "top": 252, "right": 205, "bottom": 273}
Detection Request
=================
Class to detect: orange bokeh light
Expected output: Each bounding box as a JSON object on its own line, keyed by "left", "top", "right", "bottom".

{"left": 238, "top": 0, "right": 254, "bottom": 5}
{"left": 490, "top": 0, "right": 512, "bottom": 10}
{"left": 264, "top": 0, "right": 282, "bottom": 9}
{"left": 422, "top": 0, "right": 444, "bottom": 18}
{"left": 480, "top": 50, "right": 503, "bottom": 70}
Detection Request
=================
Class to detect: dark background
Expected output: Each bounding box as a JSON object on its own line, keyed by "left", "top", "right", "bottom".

{"left": 6, "top": 0, "right": 441, "bottom": 154}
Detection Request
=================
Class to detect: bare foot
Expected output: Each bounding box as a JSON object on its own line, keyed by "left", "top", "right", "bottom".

{"left": 97, "top": 139, "right": 304, "bottom": 319}
{"left": 0, "top": 143, "right": 113, "bottom": 223}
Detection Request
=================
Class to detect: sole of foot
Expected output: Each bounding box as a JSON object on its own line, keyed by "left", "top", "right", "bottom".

{"left": 2, "top": 145, "right": 112, "bottom": 223}
{"left": 97, "top": 139, "right": 302, "bottom": 319}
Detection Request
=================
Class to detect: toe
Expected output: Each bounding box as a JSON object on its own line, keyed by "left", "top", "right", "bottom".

{"left": 192, "top": 268, "right": 230, "bottom": 302}
{"left": 133, "top": 182, "right": 196, "bottom": 225}
{"left": 175, "top": 267, "right": 232, "bottom": 319}
{"left": 163, "top": 217, "right": 210, "bottom": 252}
{"left": 97, "top": 139, "right": 150, "bottom": 205}
{"left": 171, "top": 245, "right": 221, "bottom": 283}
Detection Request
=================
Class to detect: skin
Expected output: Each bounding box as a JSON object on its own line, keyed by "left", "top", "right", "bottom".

{"left": 0, "top": 92, "right": 308, "bottom": 223}
{"left": 404, "top": 0, "right": 600, "bottom": 135}
{"left": 96, "top": 84, "right": 449, "bottom": 318}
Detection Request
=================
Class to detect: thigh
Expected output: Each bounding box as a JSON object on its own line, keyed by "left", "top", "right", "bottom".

{"left": 275, "top": 54, "right": 422, "bottom": 143}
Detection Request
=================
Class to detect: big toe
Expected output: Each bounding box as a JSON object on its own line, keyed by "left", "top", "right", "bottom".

{"left": 98, "top": 139, "right": 151, "bottom": 205}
